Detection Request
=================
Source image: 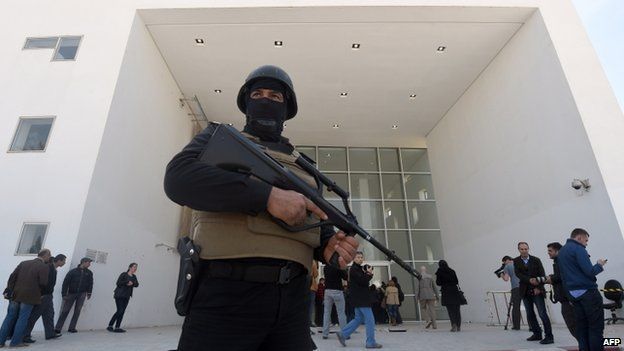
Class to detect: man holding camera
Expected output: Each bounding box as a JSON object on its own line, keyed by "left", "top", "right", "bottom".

{"left": 337, "top": 251, "right": 382, "bottom": 349}
{"left": 543, "top": 242, "right": 576, "bottom": 340}
{"left": 499, "top": 255, "right": 521, "bottom": 330}
{"left": 514, "top": 242, "right": 554, "bottom": 345}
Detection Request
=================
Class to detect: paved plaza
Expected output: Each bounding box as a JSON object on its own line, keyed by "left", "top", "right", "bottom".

{"left": 16, "top": 322, "right": 623, "bottom": 351}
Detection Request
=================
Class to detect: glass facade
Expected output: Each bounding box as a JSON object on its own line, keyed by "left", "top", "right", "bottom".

{"left": 296, "top": 146, "right": 446, "bottom": 320}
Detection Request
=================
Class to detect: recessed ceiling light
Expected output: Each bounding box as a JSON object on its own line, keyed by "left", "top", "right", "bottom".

{"left": 352, "top": 43, "right": 361, "bottom": 49}
{"left": 392, "top": 125, "right": 398, "bottom": 129}
{"left": 214, "top": 89, "right": 222, "bottom": 93}
{"left": 340, "top": 92, "right": 348, "bottom": 97}
{"left": 437, "top": 46, "right": 446, "bottom": 52}
{"left": 274, "top": 40, "right": 283, "bottom": 47}
{"left": 409, "top": 94, "right": 417, "bottom": 99}
{"left": 332, "top": 124, "right": 340, "bottom": 129}
{"left": 195, "top": 38, "right": 205, "bottom": 45}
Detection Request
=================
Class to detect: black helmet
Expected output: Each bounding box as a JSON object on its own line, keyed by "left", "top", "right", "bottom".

{"left": 237, "top": 65, "right": 298, "bottom": 120}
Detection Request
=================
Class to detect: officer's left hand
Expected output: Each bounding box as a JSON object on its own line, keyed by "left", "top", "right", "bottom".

{"left": 323, "top": 231, "right": 358, "bottom": 269}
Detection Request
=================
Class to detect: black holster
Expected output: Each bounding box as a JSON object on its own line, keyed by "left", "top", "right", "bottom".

{"left": 175, "top": 236, "right": 201, "bottom": 316}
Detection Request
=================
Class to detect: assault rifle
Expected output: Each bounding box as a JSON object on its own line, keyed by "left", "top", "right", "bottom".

{"left": 200, "top": 123, "right": 421, "bottom": 280}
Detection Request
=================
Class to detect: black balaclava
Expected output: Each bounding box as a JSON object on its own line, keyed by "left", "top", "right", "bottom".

{"left": 243, "top": 78, "right": 288, "bottom": 142}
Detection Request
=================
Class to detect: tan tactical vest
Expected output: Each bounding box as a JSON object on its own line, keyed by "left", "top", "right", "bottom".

{"left": 191, "top": 134, "right": 321, "bottom": 271}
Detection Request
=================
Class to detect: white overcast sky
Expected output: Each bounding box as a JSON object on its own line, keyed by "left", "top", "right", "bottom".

{"left": 572, "top": 0, "right": 624, "bottom": 111}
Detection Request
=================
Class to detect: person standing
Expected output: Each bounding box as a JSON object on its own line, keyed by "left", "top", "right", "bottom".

{"left": 500, "top": 255, "right": 521, "bottom": 330}
{"left": 544, "top": 242, "right": 576, "bottom": 340}
{"left": 390, "top": 277, "right": 404, "bottom": 325}
{"left": 23, "top": 254, "right": 66, "bottom": 343}
{"left": 164, "top": 65, "right": 358, "bottom": 351}
{"left": 55, "top": 257, "right": 93, "bottom": 333}
{"left": 107, "top": 263, "right": 139, "bottom": 333}
{"left": 322, "top": 264, "right": 348, "bottom": 339}
{"left": 315, "top": 277, "right": 325, "bottom": 327}
{"left": 0, "top": 249, "right": 51, "bottom": 348}
{"left": 336, "top": 252, "right": 382, "bottom": 349}
{"left": 418, "top": 266, "right": 439, "bottom": 329}
{"left": 385, "top": 281, "right": 400, "bottom": 326}
{"left": 557, "top": 228, "right": 607, "bottom": 351}
{"left": 436, "top": 260, "right": 463, "bottom": 332}
{"left": 309, "top": 260, "right": 319, "bottom": 329}
{"left": 513, "top": 242, "right": 553, "bottom": 344}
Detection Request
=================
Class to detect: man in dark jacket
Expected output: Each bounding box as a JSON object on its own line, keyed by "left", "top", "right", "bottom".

{"left": 336, "top": 252, "right": 382, "bottom": 349}
{"left": 557, "top": 228, "right": 606, "bottom": 351}
{"left": 544, "top": 242, "right": 576, "bottom": 340}
{"left": 55, "top": 257, "right": 93, "bottom": 333}
{"left": 513, "top": 242, "right": 553, "bottom": 344}
{"left": 23, "top": 254, "right": 66, "bottom": 343}
{"left": 0, "top": 249, "right": 51, "bottom": 348}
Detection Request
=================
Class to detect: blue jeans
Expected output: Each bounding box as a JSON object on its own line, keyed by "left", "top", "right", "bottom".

{"left": 341, "top": 307, "right": 376, "bottom": 347}
{"left": 523, "top": 294, "right": 552, "bottom": 338}
{"left": 0, "top": 301, "right": 34, "bottom": 346}
{"left": 572, "top": 289, "right": 604, "bottom": 351}
{"left": 322, "top": 289, "right": 347, "bottom": 337}
{"left": 387, "top": 304, "right": 398, "bottom": 320}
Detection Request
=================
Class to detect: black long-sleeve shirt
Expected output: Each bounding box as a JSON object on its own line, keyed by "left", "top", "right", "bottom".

{"left": 163, "top": 123, "right": 335, "bottom": 263}
{"left": 324, "top": 264, "right": 348, "bottom": 290}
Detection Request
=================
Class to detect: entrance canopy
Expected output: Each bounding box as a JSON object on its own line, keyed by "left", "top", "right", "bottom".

{"left": 140, "top": 6, "right": 534, "bottom": 147}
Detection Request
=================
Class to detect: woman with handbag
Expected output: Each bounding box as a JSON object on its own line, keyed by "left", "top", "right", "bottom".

{"left": 107, "top": 263, "right": 139, "bottom": 333}
{"left": 435, "top": 260, "right": 466, "bottom": 332}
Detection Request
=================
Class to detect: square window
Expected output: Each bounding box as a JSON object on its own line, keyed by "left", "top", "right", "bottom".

{"left": 24, "top": 37, "right": 58, "bottom": 49}
{"left": 53, "top": 36, "right": 81, "bottom": 61}
{"left": 9, "top": 117, "right": 54, "bottom": 152}
{"left": 16, "top": 223, "right": 48, "bottom": 255}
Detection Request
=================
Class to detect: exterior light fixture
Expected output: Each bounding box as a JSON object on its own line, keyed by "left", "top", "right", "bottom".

{"left": 332, "top": 124, "right": 340, "bottom": 129}
{"left": 195, "top": 38, "right": 205, "bottom": 46}
{"left": 274, "top": 40, "right": 283, "bottom": 47}
{"left": 392, "top": 125, "right": 398, "bottom": 129}
{"left": 437, "top": 46, "right": 446, "bottom": 52}
{"left": 214, "top": 89, "right": 222, "bottom": 93}
{"left": 572, "top": 178, "right": 591, "bottom": 195}
{"left": 352, "top": 43, "right": 361, "bottom": 49}
{"left": 340, "top": 92, "right": 348, "bottom": 97}
{"left": 409, "top": 94, "right": 417, "bottom": 99}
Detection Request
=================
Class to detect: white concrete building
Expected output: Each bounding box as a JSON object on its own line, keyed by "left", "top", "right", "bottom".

{"left": 1, "top": 0, "right": 623, "bottom": 331}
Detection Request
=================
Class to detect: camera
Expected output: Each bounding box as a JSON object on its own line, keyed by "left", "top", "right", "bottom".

{"left": 494, "top": 263, "right": 506, "bottom": 278}
{"left": 363, "top": 264, "right": 373, "bottom": 272}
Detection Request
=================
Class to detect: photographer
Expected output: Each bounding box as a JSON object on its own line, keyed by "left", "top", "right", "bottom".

{"left": 544, "top": 242, "right": 576, "bottom": 340}
{"left": 336, "top": 252, "right": 382, "bottom": 349}
{"left": 498, "top": 255, "right": 521, "bottom": 330}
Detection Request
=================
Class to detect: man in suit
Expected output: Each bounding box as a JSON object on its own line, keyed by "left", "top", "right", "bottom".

{"left": 514, "top": 242, "right": 553, "bottom": 345}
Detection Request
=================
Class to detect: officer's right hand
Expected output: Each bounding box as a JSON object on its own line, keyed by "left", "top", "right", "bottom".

{"left": 598, "top": 258, "right": 607, "bottom": 266}
{"left": 267, "top": 187, "right": 328, "bottom": 226}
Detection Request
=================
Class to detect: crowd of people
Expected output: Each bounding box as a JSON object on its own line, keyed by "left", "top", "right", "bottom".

{"left": 0, "top": 250, "right": 139, "bottom": 348}
{"left": 499, "top": 228, "right": 607, "bottom": 351}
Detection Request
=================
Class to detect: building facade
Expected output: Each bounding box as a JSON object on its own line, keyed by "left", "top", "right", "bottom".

{"left": 1, "top": 0, "right": 623, "bottom": 330}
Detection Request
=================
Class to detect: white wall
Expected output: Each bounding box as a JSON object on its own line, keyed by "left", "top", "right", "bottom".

{"left": 69, "top": 15, "right": 192, "bottom": 329}
{"left": 427, "top": 10, "right": 624, "bottom": 323}
{"left": 0, "top": 1, "right": 139, "bottom": 314}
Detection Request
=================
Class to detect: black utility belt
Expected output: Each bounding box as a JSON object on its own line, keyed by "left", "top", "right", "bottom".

{"left": 204, "top": 260, "right": 306, "bottom": 285}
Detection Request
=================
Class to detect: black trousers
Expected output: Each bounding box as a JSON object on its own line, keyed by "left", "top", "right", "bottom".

{"left": 510, "top": 288, "right": 521, "bottom": 329}
{"left": 108, "top": 298, "right": 130, "bottom": 329}
{"left": 560, "top": 300, "right": 577, "bottom": 340}
{"left": 572, "top": 289, "right": 604, "bottom": 351}
{"left": 446, "top": 304, "right": 461, "bottom": 328}
{"left": 177, "top": 266, "right": 313, "bottom": 351}
{"left": 24, "top": 294, "right": 55, "bottom": 339}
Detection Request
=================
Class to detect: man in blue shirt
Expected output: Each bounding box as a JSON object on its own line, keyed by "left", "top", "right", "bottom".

{"left": 501, "top": 256, "right": 521, "bottom": 330}
{"left": 557, "top": 228, "right": 607, "bottom": 351}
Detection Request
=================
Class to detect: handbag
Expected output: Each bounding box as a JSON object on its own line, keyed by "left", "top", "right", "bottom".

{"left": 457, "top": 286, "right": 468, "bottom": 305}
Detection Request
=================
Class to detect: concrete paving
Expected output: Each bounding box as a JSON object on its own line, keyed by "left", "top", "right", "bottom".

{"left": 14, "top": 322, "right": 624, "bottom": 351}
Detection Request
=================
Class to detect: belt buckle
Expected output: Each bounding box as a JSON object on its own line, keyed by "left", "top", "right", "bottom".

{"left": 278, "top": 262, "right": 292, "bottom": 285}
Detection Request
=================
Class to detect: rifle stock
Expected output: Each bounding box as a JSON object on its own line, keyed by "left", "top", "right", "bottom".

{"left": 200, "top": 123, "right": 421, "bottom": 280}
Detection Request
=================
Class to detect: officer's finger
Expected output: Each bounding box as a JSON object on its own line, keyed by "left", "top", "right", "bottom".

{"left": 338, "top": 256, "right": 347, "bottom": 270}
{"left": 334, "top": 245, "right": 355, "bottom": 264}
{"left": 337, "top": 237, "right": 358, "bottom": 255}
{"left": 334, "top": 231, "right": 346, "bottom": 240}
{"left": 304, "top": 197, "right": 328, "bottom": 220}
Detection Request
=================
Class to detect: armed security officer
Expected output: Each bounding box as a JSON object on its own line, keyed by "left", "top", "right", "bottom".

{"left": 164, "top": 65, "right": 358, "bottom": 351}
